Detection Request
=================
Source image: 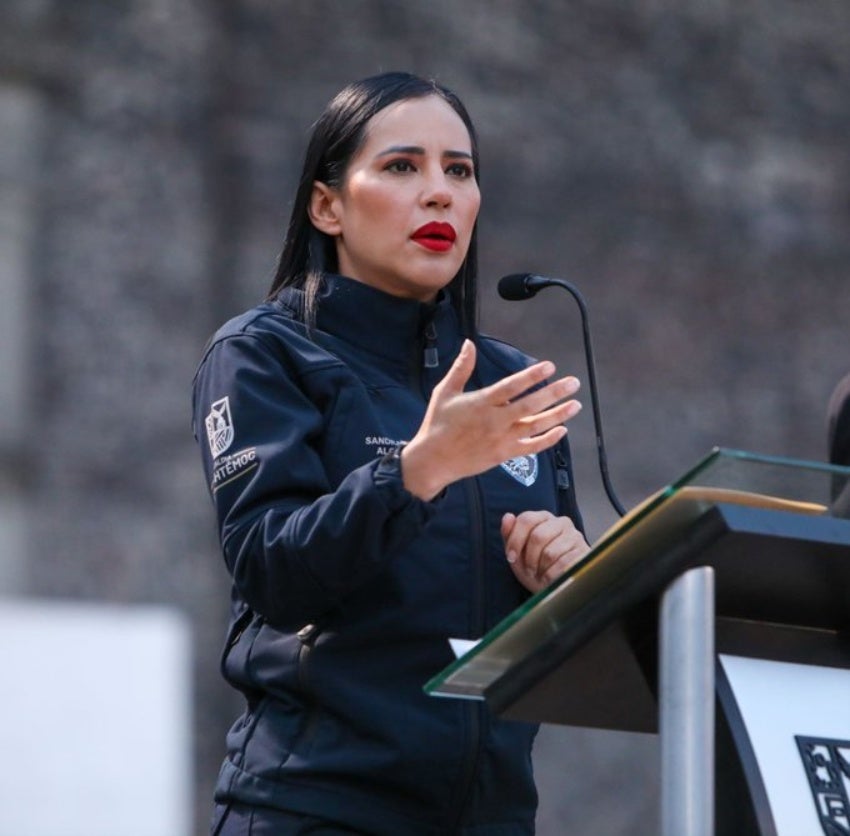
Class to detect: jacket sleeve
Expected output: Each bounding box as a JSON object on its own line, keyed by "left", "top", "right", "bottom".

{"left": 192, "top": 330, "right": 438, "bottom": 630}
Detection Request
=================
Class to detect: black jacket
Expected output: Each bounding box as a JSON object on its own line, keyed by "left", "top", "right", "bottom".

{"left": 192, "top": 274, "right": 583, "bottom": 835}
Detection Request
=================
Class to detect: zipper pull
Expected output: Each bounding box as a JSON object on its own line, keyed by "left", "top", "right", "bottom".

{"left": 555, "top": 446, "right": 571, "bottom": 491}
{"left": 423, "top": 321, "right": 439, "bottom": 368}
{"left": 296, "top": 623, "right": 320, "bottom": 643}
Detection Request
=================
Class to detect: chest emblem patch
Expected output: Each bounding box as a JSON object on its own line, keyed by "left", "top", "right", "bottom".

{"left": 500, "top": 454, "right": 538, "bottom": 487}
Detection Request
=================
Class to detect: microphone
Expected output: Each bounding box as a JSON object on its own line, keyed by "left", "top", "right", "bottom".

{"left": 498, "top": 273, "right": 627, "bottom": 517}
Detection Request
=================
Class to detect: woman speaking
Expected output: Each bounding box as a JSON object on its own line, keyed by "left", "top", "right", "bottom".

{"left": 192, "top": 71, "right": 588, "bottom": 836}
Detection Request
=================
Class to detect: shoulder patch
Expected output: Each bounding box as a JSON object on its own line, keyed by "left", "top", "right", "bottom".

{"left": 205, "top": 396, "right": 234, "bottom": 457}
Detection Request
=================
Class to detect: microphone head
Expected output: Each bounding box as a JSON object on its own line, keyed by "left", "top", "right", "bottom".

{"left": 497, "top": 273, "right": 538, "bottom": 300}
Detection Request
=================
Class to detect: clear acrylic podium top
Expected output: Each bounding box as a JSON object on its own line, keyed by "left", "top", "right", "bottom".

{"left": 425, "top": 448, "right": 850, "bottom": 721}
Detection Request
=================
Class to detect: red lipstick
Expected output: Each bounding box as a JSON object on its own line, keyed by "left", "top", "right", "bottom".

{"left": 411, "top": 222, "right": 457, "bottom": 252}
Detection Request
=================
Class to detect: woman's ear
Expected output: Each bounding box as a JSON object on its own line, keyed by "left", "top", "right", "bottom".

{"left": 308, "top": 181, "right": 342, "bottom": 236}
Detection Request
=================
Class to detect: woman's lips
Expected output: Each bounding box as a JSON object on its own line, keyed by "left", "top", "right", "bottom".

{"left": 411, "top": 222, "right": 457, "bottom": 252}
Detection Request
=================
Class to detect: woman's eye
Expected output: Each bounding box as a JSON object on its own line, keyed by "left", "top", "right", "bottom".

{"left": 385, "top": 160, "right": 415, "bottom": 173}
{"left": 447, "top": 163, "right": 474, "bottom": 179}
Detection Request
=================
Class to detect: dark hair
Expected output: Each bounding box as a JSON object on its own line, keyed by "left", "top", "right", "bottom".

{"left": 268, "top": 72, "right": 480, "bottom": 333}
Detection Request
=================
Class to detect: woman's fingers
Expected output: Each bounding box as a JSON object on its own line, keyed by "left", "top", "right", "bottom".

{"left": 503, "top": 511, "right": 591, "bottom": 593}
{"left": 508, "top": 375, "right": 580, "bottom": 415}
{"left": 503, "top": 511, "right": 558, "bottom": 565}
{"left": 514, "top": 424, "right": 568, "bottom": 456}
{"left": 477, "top": 371, "right": 581, "bottom": 440}
{"left": 483, "top": 362, "right": 578, "bottom": 407}
{"left": 514, "top": 398, "right": 582, "bottom": 439}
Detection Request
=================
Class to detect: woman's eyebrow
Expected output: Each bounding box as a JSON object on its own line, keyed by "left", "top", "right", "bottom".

{"left": 444, "top": 150, "right": 474, "bottom": 161}
{"left": 375, "top": 144, "right": 425, "bottom": 158}
{"left": 375, "top": 145, "right": 473, "bottom": 160}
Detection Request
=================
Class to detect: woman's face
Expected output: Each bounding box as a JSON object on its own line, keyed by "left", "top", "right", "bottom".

{"left": 310, "top": 95, "right": 481, "bottom": 302}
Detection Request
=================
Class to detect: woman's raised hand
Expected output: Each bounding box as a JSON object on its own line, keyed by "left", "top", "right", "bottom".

{"left": 401, "top": 340, "right": 582, "bottom": 501}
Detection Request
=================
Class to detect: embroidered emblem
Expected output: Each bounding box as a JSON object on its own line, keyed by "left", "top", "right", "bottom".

{"left": 500, "top": 454, "right": 538, "bottom": 487}
{"left": 205, "top": 396, "right": 234, "bottom": 458}
{"left": 796, "top": 735, "right": 850, "bottom": 834}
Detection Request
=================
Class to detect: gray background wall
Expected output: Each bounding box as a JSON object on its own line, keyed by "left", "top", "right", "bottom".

{"left": 2, "top": 1, "right": 848, "bottom": 833}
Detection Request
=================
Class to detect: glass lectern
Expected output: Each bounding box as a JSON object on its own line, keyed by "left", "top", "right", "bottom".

{"left": 426, "top": 449, "right": 850, "bottom": 836}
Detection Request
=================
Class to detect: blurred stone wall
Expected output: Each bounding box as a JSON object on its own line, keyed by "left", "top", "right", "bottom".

{"left": 2, "top": 1, "right": 849, "bottom": 833}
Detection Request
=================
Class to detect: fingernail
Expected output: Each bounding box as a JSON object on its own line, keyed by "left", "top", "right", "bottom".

{"left": 506, "top": 550, "right": 517, "bottom": 563}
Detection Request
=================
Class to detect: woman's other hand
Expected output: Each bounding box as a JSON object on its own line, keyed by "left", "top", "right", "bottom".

{"left": 501, "top": 510, "right": 590, "bottom": 593}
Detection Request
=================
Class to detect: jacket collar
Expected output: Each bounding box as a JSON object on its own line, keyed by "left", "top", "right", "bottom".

{"left": 276, "top": 274, "right": 462, "bottom": 369}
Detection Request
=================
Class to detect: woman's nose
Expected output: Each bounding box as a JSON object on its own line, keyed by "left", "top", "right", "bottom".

{"left": 422, "top": 171, "right": 452, "bottom": 208}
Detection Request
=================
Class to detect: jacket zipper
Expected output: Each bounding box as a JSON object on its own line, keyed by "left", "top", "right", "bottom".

{"left": 423, "top": 321, "right": 439, "bottom": 368}
{"left": 292, "top": 622, "right": 323, "bottom": 751}
{"left": 411, "top": 318, "right": 439, "bottom": 395}
{"left": 295, "top": 622, "right": 321, "bottom": 690}
{"left": 554, "top": 444, "right": 572, "bottom": 513}
{"left": 416, "top": 316, "right": 483, "bottom": 828}
{"left": 450, "top": 476, "right": 487, "bottom": 830}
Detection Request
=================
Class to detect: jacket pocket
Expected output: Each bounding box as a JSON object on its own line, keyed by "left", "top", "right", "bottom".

{"left": 221, "top": 607, "right": 265, "bottom": 708}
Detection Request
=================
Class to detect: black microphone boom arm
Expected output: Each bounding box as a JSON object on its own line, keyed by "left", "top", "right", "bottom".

{"left": 497, "top": 273, "right": 627, "bottom": 517}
